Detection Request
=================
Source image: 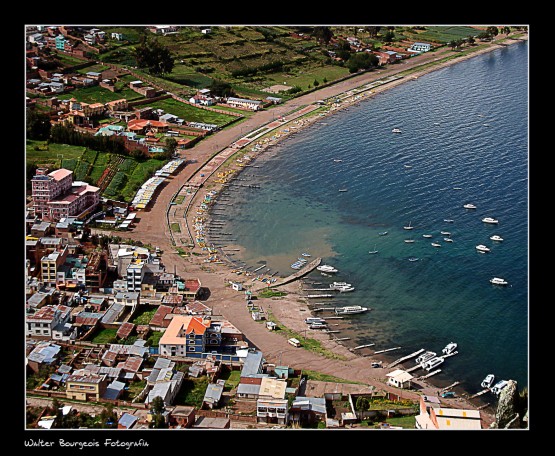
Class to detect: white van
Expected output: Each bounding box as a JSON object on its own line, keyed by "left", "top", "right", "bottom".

{"left": 288, "top": 338, "right": 301, "bottom": 348}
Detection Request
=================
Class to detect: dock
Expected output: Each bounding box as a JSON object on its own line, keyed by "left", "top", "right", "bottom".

{"left": 418, "top": 369, "right": 442, "bottom": 380}
{"left": 441, "top": 381, "right": 461, "bottom": 392}
{"left": 333, "top": 337, "right": 350, "bottom": 341}
{"left": 469, "top": 388, "right": 491, "bottom": 399}
{"left": 305, "top": 294, "right": 334, "bottom": 299}
{"left": 405, "top": 364, "right": 423, "bottom": 373}
{"left": 387, "top": 348, "right": 425, "bottom": 368}
{"left": 374, "top": 346, "right": 401, "bottom": 355}
{"left": 351, "top": 343, "right": 375, "bottom": 351}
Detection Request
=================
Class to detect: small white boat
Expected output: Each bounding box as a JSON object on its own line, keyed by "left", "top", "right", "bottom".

{"left": 415, "top": 351, "right": 437, "bottom": 364}
{"left": 392, "top": 128, "right": 402, "bottom": 133}
{"left": 317, "top": 265, "right": 338, "bottom": 273}
{"left": 476, "top": 244, "right": 490, "bottom": 253}
{"left": 330, "top": 282, "right": 352, "bottom": 290}
{"left": 442, "top": 342, "right": 458, "bottom": 355}
{"left": 334, "top": 305, "right": 368, "bottom": 315}
{"left": 305, "top": 317, "right": 327, "bottom": 325}
{"left": 368, "top": 244, "right": 378, "bottom": 254}
{"left": 338, "top": 188, "right": 348, "bottom": 192}
{"left": 301, "top": 252, "right": 311, "bottom": 257}
{"left": 482, "top": 217, "right": 499, "bottom": 224}
{"left": 309, "top": 322, "right": 328, "bottom": 330}
{"left": 443, "top": 237, "right": 454, "bottom": 243}
{"left": 481, "top": 374, "right": 495, "bottom": 389}
{"left": 443, "top": 219, "right": 454, "bottom": 223}
{"left": 491, "top": 380, "right": 509, "bottom": 395}
{"left": 404, "top": 239, "right": 415, "bottom": 243}
{"left": 378, "top": 231, "right": 388, "bottom": 236}
{"left": 333, "top": 159, "right": 343, "bottom": 163}
{"left": 403, "top": 221, "right": 413, "bottom": 230}
{"left": 490, "top": 277, "right": 508, "bottom": 286}
{"left": 408, "top": 257, "right": 420, "bottom": 262}
{"left": 422, "top": 356, "right": 444, "bottom": 371}
{"left": 338, "top": 286, "right": 355, "bottom": 293}
{"left": 422, "top": 234, "right": 433, "bottom": 238}
{"left": 490, "top": 235, "right": 504, "bottom": 242}
{"left": 404, "top": 165, "right": 413, "bottom": 168}
{"left": 440, "top": 231, "right": 451, "bottom": 236}
{"left": 431, "top": 242, "right": 442, "bottom": 248}
{"left": 463, "top": 203, "right": 477, "bottom": 209}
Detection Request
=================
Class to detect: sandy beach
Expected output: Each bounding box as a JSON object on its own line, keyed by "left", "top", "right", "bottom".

{"left": 111, "top": 34, "right": 528, "bottom": 428}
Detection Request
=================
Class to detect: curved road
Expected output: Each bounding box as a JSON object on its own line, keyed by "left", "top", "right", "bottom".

{"left": 109, "top": 39, "right": 526, "bottom": 428}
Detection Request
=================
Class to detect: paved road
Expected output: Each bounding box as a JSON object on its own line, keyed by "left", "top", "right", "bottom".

{"left": 104, "top": 40, "right": 524, "bottom": 429}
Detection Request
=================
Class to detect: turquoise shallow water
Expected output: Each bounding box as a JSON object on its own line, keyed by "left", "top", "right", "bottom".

{"left": 212, "top": 42, "right": 528, "bottom": 395}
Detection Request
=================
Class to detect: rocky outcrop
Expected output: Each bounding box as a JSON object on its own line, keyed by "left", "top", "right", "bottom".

{"left": 493, "top": 379, "right": 520, "bottom": 429}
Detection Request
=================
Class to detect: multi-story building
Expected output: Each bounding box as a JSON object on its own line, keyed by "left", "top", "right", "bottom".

{"left": 40, "top": 244, "right": 69, "bottom": 285}
{"left": 126, "top": 261, "right": 146, "bottom": 292}
{"left": 159, "top": 315, "right": 217, "bottom": 358}
{"left": 31, "top": 168, "right": 100, "bottom": 222}
{"left": 26, "top": 304, "right": 72, "bottom": 339}
{"left": 65, "top": 371, "right": 108, "bottom": 401}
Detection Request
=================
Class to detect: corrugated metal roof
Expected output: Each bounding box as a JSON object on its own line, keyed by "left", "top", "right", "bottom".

{"left": 236, "top": 383, "right": 260, "bottom": 395}
{"left": 118, "top": 413, "right": 138, "bottom": 429}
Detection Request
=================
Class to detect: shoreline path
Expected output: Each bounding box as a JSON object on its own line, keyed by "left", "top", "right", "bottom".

{"left": 105, "top": 36, "right": 527, "bottom": 429}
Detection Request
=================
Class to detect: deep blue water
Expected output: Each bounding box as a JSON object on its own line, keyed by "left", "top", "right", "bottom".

{"left": 213, "top": 42, "right": 528, "bottom": 396}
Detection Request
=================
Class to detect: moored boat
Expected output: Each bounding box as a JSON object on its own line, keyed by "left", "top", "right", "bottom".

{"left": 422, "top": 356, "right": 445, "bottom": 371}
{"left": 392, "top": 128, "right": 402, "bottom": 133}
{"left": 482, "top": 217, "right": 499, "bottom": 224}
{"left": 431, "top": 242, "right": 442, "bottom": 247}
{"left": 334, "top": 305, "right": 368, "bottom": 315}
{"left": 481, "top": 374, "right": 495, "bottom": 389}
{"left": 317, "top": 265, "right": 338, "bottom": 273}
{"left": 422, "top": 234, "right": 433, "bottom": 238}
{"left": 463, "top": 203, "right": 477, "bottom": 209}
{"left": 415, "top": 351, "right": 437, "bottom": 364}
{"left": 442, "top": 342, "right": 458, "bottom": 355}
{"left": 476, "top": 244, "right": 490, "bottom": 253}
{"left": 490, "top": 235, "right": 504, "bottom": 242}
{"left": 490, "top": 277, "right": 508, "bottom": 286}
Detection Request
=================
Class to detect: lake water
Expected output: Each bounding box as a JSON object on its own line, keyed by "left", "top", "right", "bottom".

{"left": 212, "top": 41, "right": 529, "bottom": 396}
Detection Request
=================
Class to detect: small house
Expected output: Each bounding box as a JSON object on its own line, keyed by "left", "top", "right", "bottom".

{"left": 386, "top": 369, "right": 414, "bottom": 389}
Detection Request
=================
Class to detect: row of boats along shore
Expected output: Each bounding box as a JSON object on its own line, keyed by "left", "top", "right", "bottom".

{"left": 369, "top": 202, "right": 510, "bottom": 287}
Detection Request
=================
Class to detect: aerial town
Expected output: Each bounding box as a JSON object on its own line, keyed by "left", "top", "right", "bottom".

{"left": 25, "top": 25, "right": 528, "bottom": 432}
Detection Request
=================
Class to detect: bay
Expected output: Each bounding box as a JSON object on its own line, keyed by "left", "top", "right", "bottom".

{"left": 215, "top": 41, "right": 529, "bottom": 395}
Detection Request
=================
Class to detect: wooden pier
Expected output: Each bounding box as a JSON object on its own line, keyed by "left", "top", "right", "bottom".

{"left": 374, "top": 346, "right": 401, "bottom": 355}
{"left": 351, "top": 343, "right": 375, "bottom": 351}
{"left": 418, "top": 369, "right": 442, "bottom": 380}
{"left": 405, "top": 364, "right": 423, "bottom": 373}
{"left": 305, "top": 294, "right": 334, "bottom": 298}
{"left": 469, "top": 388, "right": 491, "bottom": 399}
{"left": 387, "top": 348, "right": 425, "bottom": 368}
{"left": 441, "top": 381, "right": 461, "bottom": 392}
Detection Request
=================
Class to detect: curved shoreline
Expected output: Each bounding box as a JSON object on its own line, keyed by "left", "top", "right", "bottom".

{"left": 124, "top": 34, "right": 528, "bottom": 428}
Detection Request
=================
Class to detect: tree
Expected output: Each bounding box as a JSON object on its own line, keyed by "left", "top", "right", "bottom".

{"left": 502, "top": 26, "right": 511, "bottom": 36}
{"left": 346, "top": 52, "right": 379, "bottom": 73}
{"left": 209, "top": 79, "right": 235, "bottom": 98}
{"left": 26, "top": 109, "right": 51, "bottom": 140}
{"left": 355, "top": 396, "right": 370, "bottom": 416}
{"left": 312, "top": 26, "right": 333, "bottom": 44}
{"left": 149, "top": 396, "right": 167, "bottom": 429}
{"left": 164, "top": 137, "right": 177, "bottom": 158}
{"left": 486, "top": 26, "right": 499, "bottom": 40}
{"left": 313, "top": 79, "right": 319, "bottom": 87}
{"left": 466, "top": 35, "right": 476, "bottom": 46}
{"left": 366, "top": 26, "right": 381, "bottom": 39}
{"left": 383, "top": 30, "right": 395, "bottom": 43}
{"left": 151, "top": 396, "right": 165, "bottom": 415}
{"left": 99, "top": 404, "right": 118, "bottom": 429}
{"left": 134, "top": 36, "right": 174, "bottom": 76}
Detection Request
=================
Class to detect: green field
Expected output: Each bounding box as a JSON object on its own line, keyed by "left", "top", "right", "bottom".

{"left": 26, "top": 140, "right": 87, "bottom": 169}
{"left": 90, "top": 328, "right": 118, "bottom": 344}
{"left": 146, "top": 98, "right": 237, "bottom": 126}
{"left": 76, "top": 64, "right": 110, "bottom": 74}
{"left": 400, "top": 26, "right": 481, "bottom": 44}
{"left": 58, "top": 82, "right": 144, "bottom": 104}
{"left": 26, "top": 140, "right": 168, "bottom": 202}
